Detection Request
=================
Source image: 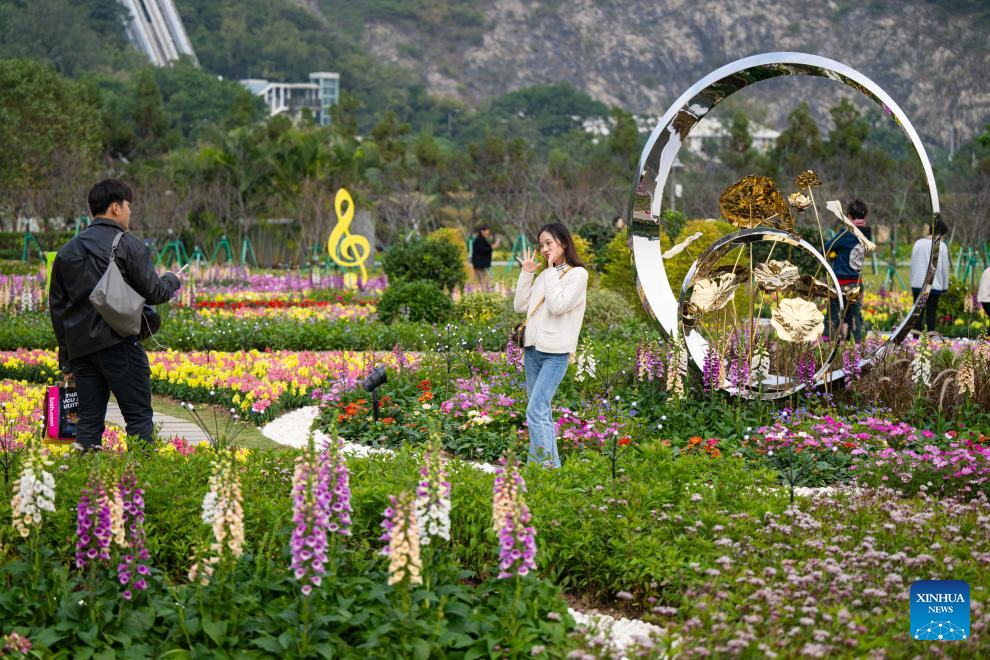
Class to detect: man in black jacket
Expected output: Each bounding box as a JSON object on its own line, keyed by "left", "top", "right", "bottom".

{"left": 49, "top": 179, "right": 182, "bottom": 450}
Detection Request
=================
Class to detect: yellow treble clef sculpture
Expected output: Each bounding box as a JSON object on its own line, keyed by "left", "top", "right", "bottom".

{"left": 327, "top": 187, "right": 370, "bottom": 286}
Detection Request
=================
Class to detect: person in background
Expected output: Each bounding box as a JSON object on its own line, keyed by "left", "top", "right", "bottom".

{"left": 612, "top": 216, "right": 626, "bottom": 232}
{"left": 514, "top": 223, "right": 589, "bottom": 468}
{"left": 471, "top": 224, "right": 499, "bottom": 290}
{"left": 908, "top": 219, "right": 950, "bottom": 334}
{"left": 825, "top": 199, "right": 871, "bottom": 342}
{"left": 49, "top": 179, "right": 182, "bottom": 450}
{"left": 978, "top": 265, "right": 990, "bottom": 321}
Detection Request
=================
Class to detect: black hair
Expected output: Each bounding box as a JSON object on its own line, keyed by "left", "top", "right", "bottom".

{"left": 536, "top": 222, "right": 585, "bottom": 268}
{"left": 476, "top": 224, "right": 490, "bottom": 233}
{"left": 88, "top": 179, "right": 132, "bottom": 217}
{"left": 847, "top": 199, "right": 868, "bottom": 220}
{"left": 612, "top": 215, "right": 625, "bottom": 227}
{"left": 931, "top": 219, "right": 948, "bottom": 237}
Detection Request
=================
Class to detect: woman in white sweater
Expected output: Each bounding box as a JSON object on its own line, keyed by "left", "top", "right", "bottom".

{"left": 908, "top": 219, "right": 950, "bottom": 332}
{"left": 513, "top": 223, "right": 589, "bottom": 468}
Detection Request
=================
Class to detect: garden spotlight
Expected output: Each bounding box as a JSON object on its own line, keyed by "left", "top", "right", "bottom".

{"left": 362, "top": 366, "right": 387, "bottom": 421}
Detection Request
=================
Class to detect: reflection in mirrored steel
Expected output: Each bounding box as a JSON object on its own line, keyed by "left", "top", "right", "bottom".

{"left": 719, "top": 175, "right": 793, "bottom": 231}
{"left": 629, "top": 52, "right": 941, "bottom": 392}
{"left": 677, "top": 229, "right": 844, "bottom": 399}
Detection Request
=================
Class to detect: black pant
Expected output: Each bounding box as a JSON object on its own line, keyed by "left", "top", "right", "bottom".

{"left": 72, "top": 338, "right": 153, "bottom": 449}
{"left": 911, "top": 288, "right": 944, "bottom": 332}
{"left": 983, "top": 302, "right": 990, "bottom": 319}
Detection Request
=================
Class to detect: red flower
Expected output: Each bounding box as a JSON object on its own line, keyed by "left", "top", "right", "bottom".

{"left": 381, "top": 417, "right": 395, "bottom": 425}
{"left": 618, "top": 437, "right": 632, "bottom": 447}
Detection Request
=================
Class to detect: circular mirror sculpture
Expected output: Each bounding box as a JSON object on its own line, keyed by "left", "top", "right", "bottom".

{"left": 629, "top": 52, "right": 943, "bottom": 398}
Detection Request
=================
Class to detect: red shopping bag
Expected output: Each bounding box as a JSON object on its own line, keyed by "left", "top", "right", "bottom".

{"left": 44, "top": 384, "right": 79, "bottom": 444}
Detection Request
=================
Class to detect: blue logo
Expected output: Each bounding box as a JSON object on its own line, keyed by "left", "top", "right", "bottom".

{"left": 910, "top": 580, "right": 969, "bottom": 641}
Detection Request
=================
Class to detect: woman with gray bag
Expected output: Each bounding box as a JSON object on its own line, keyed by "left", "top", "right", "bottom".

{"left": 48, "top": 179, "right": 183, "bottom": 450}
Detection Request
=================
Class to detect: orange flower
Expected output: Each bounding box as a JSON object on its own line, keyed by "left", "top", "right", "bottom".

{"left": 337, "top": 414, "right": 346, "bottom": 422}
{"left": 417, "top": 379, "right": 432, "bottom": 391}
{"left": 419, "top": 391, "right": 433, "bottom": 403}
{"left": 688, "top": 436, "right": 703, "bottom": 446}
{"left": 382, "top": 417, "right": 395, "bottom": 425}
{"left": 707, "top": 448, "right": 721, "bottom": 458}
{"left": 618, "top": 437, "right": 632, "bottom": 446}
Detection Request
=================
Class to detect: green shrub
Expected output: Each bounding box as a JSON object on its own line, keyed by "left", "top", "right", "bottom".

{"left": 377, "top": 280, "right": 454, "bottom": 324}
{"left": 428, "top": 226, "right": 473, "bottom": 284}
{"left": 381, "top": 237, "right": 467, "bottom": 292}
{"left": 583, "top": 286, "right": 636, "bottom": 332}
{"left": 455, "top": 291, "right": 505, "bottom": 324}
{"left": 599, "top": 229, "right": 646, "bottom": 318}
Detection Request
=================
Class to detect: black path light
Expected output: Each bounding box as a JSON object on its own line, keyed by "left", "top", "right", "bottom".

{"left": 362, "top": 366, "right": 388, "bottom": 421}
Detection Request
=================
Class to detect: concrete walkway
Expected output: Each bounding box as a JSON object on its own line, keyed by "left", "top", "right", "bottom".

{"left": 106, "top": 400, "right": 212, "bottom": 443}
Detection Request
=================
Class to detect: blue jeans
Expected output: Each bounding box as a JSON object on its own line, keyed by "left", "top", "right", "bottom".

{"left": 524, "top": 347, "right": 569, "bottom": 468}
{"left": 829, "top": 296, "right": 864, "bottom": 342}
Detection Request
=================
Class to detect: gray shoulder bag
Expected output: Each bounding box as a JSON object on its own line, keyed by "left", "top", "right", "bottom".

{"left": 89, "top": 232, "right": 146, "bottom": 337}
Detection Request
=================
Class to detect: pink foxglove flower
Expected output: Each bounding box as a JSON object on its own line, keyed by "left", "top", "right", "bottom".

{"left": 116, "top": 468, "right": 151, "bottom": 600}
{"left": 492, "top": 455, "right": 537, "bottom": 578}
{"left": 380, "top": 492, "right": 422, "bottom": 586}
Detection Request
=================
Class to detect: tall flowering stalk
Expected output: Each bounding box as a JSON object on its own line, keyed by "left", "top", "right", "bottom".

{"left": 750, "top": 333, "right": 770, "bottom": 387}
{"left": 957, "top": 349, "right": 976, "bottom": 398}
{"left": 796, "top": 352, "right": 817, "bottom": 390}
{"left": 324, "top": 434, "right": 353, "bottom": 536}
{"left": 75, "top": 472, "right": 113, "bottom": 570}
{"left": 702, "top": 344, "right": 722, "bottom": 393}
{"left": 635, "top": 340, "right": 665, "bottom": 382}
{"left": 911, "top": 333, "right": 932, "bottom": 388}
{"left": 492, "top": 454, "right": 537, "bottom": 578}
{"left": 189, "top": 450, "right": 244, "bottom": 585}
{"left": 290, "top": 439, "right": 332, "bottom": 595}
{"left": 116, "top": 467, "right": 151, "bottom": 600}
{"left": 380, "top": 492, "right": 422, "bottom": 586}
{"left": 841, "top": 340, "right": 863, "bottom": 388}
{"left": 726, "top": 329, "right": 751, "bottom": 392}
{"left": 666, "top": 338, "right": 687, "bottom": 401}
{"left": 415, "top": 431, "right": 451, "bottom": 546}
{"left": 11, "top": 437, "right": 55, "bottom": 539}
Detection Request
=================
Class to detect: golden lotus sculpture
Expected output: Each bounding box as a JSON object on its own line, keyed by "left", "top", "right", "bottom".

{"left": 719, "top": 175, "right": 793, "bottom": 231}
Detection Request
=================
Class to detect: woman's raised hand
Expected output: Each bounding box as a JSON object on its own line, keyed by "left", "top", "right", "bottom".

{"left": 516, "top": 247, "right": 538, "bottom": 273}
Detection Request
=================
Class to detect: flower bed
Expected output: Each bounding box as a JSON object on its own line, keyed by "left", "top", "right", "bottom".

{"left": 0, "top": 349, "right": 417, "bottom": 423}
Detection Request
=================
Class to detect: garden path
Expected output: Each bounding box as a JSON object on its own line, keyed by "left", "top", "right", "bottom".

{"left": 106, "top": 400, "right": 211, "bottom": 443}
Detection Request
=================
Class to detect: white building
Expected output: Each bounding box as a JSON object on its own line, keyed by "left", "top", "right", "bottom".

{"left": 682, "top": 117, "right": 780, "bottom": 156}
{"left": 240, "top": 73, "right": 340, "bottom": 126}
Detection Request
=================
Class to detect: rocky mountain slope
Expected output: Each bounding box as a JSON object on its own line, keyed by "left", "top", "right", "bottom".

{"left": 311, "top": 0, "right": 990, "bottom": 145}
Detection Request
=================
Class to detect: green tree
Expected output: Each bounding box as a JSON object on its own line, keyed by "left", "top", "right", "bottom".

{"left": 720, "top": 111, "right": 758, "bottom": 173}
{"left": 772, "top": 102, "right": 824, "bottom": 177}
{"left": 0, "top": 59, "right": 101, "bottom": 219}
{"left": 825, "top": 99, "right": 869, "bottom": 159}
{"left": 131, "top": 69, "right": 176, "bottom": 157}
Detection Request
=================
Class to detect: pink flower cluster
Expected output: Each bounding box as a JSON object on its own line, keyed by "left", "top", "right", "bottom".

{"left": 493, "top": 456, "right": 536, "bottom": 578}
{"left": 755, "top": 412, "right": 927, "bottom": 454}
{"left": 116, "top": 468, "right": 151, "bottom": 600}
{"left": 555, "top": 407, "right": 624, "bottom": 450}
{"left": 438, "top": 377, "right": 517, "bottom": 418}
{"left": 75, "top": 474, "right": 112, "bottom": 569}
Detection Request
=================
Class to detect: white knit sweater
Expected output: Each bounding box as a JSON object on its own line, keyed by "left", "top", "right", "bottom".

{"left": 513, "top": 266, "right": 589, "bottom": 354}
{"left": 909, "top": 238, "right": 950, "bottom": 291}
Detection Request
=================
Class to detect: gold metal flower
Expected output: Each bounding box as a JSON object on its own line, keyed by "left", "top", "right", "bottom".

{"left": 787, "top": 192, "right": 812, "bottom": 211}
{"left": 719, "top": 175, "right": 793, "bottom": 231}
{"left": 662, "top": 232, "right": 704, "bottom": 259}
{"left": 824, "top": 200, "right": 878, "bottom": 252}
{"left": 794, "top": 170, "right": 822, "bottom": 189}
{"left": 688, "top": 273, "right": 740, "bottom": 314}
{"left": 753, "top": 260, "right": 800, "bottom": 292}
{"left": 792, "top": 274, "right": 836, "bottom": 299}
{"left": 771, "top": 298, "right": 825, "bottom": 343}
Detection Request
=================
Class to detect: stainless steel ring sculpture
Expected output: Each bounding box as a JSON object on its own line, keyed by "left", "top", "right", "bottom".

{"left": 629, "top": 52, "right": 942, "bottom": 395}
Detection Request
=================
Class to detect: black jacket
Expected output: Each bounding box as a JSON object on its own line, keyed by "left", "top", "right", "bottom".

{"left": 49, "top": 218, "right": 180, "bottom": 368}
{"left": 471, "top": 233, "right": 493, "bottom": 268}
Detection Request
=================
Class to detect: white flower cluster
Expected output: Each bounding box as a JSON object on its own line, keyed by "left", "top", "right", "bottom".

{"left": 750, "top": 336, "right": 770, "bottom": 386}
{"left": 575, "top": 341, "right": 597, "bottom": 383}
{"left": 911, "top": 334, "right": 932, "bottom": 387}
{"left": 462, "top": 410, "right": 494, "bottom": 428}
{"left": 11, "top": 446, "right": 55, "bottom": 538}
{"left": 415, "top": 449, "right": 451, "bottom": 545}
